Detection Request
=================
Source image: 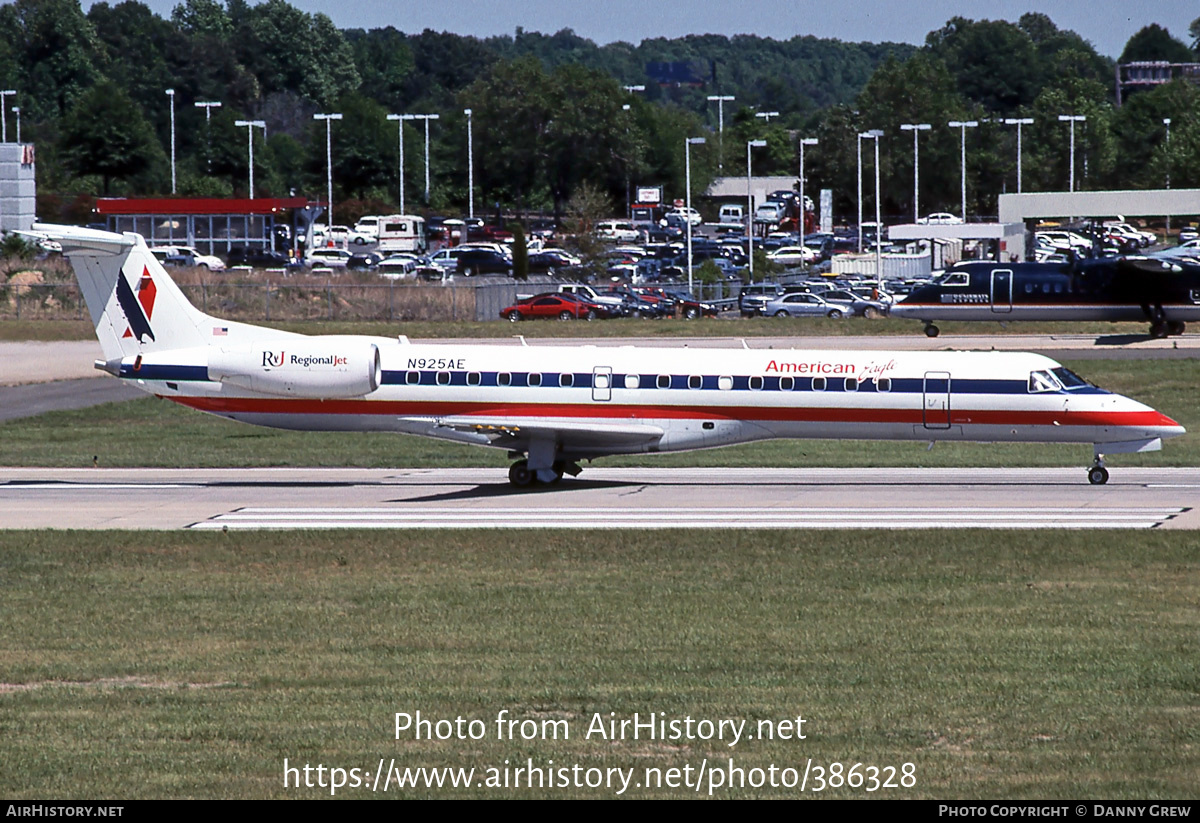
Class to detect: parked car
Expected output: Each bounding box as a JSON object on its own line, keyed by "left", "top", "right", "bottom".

{"left": 307, "top": 248, "right": 353, "bottom": 268}
{"left": 595, "top": 220, "right": 641, "bottom": 243}
{"left": 501, "top": 293, "right": 612, "bottom": 321}
{"left": 377, "top": 254, "right": 420, "bottom": 279}
{"left": 347, "top": 251, "right": 384, "bottom": 271}
{"left": 150, "top": 245, "right": 226, "bottom": 271}
{"left": 760, "top": 292, "right": 846, "bottom": 318}
{"left": 738, "top": 283, "right": 786, "bottom": 316}
{"left": 767, "top": 245, "right": 817, "bottom": 266}
{"left": 917, "top": 212, "right": 964, "bottom": 225}
{"left": 1178, "top": 226, "right": 1198, "bottom": 243}
{"left": 456, "top": 248, "right": 512, "bottom": 276}
{"left": 817, "top": 288, "right": 891, "bottom": 318}
{"left": 660, "top": 207, "right": 702, "bottom": 227}
{"left": 226, "top": 247, "right": 292, "bottom": 268}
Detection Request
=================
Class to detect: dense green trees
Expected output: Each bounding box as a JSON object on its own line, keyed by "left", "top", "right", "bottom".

{"left": 4, "top": 1, "right": 1200, "bottom": 224}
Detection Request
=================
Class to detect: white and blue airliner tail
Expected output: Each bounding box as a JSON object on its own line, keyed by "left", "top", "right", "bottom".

{"left": 37, "top": 223, "right": 1184, "bottom": 486}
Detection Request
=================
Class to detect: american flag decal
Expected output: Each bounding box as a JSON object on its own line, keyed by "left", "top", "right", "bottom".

{"left": 213, "top": 327, "right": 228, "bottom": 336}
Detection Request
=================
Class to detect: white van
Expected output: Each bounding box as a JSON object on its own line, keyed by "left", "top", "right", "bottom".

{"left": 718, "top": 204, "right": 745, "bottom": 224}
{"left": 596, "top": 220, "right": 641, "bottom": 242}
{"left": 376, "top": 214, "right": 427, "bottom": 253}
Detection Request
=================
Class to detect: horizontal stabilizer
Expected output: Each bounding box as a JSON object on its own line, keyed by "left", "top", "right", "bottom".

{"left": 30, "top": 223, "right": 135, "bottom": 256}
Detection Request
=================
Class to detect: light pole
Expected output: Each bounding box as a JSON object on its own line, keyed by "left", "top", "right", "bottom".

{"left": 623, "top": 84, "right": 645, "bottom": 95}
{"left": 1057, "top": 115, "right": 1086, "bottom": 192}
{"left": 404, "top": 113, "right": 439, "bottom": 204}
{"left": 747, "top": 139, "right": 766, "bottom": 280}
{"left": 860, "top": 130, "right": 883, "bottom": 285}
{"left": 755, "top": 111, "right": 780, "bottom": 124}
{"left": 948, "top": 120, "right": 978, "bottom": 219}
{"left": 623, "top": 104, "right": 633, "bottom": 219}
{"left": 0, "top": 90, "right": 15, "bottom": 143}
{"left": 685, "top": 136, "right": 706, "bottom": 293}
{"left": 799, "top": 137, "right": 817, "bottom": 238}
{"left": 707, "top": 95, "right": 734, "bottom": 169}
{"left": 1164, "top": 117, "right": 1172, "bottom": 235}
{"left": 1003, "top": 117, "right": 1033, "bottom": 193}
{"left": 195, "top": 101, "right": 222, "bottom": 174}
{"left": 856, "top": 131, "right": 864, "bottom": 253}
{"left": 899, "top": 123, "right": 930, "bottom": 222}
{"left": 464, "top": 108, "right": 474, "bottom": 220}
{"left": 313, "top": 113, "right": 342, "bottom": 224}
{"left": 386, "top": 114, "right": 413, "bottom": 214}
{"left": 165, "top": 89, "right": 176, "bottom": 193}
{"left": 11, "top": 106, "right": 19, "bottom": 144}
{"left": 234, "top": 119, "right": 266, "bottom": 199}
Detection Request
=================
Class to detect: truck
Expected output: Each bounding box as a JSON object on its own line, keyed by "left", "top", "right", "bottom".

{"left": 376, "top": 214, "right": 428, "bottom": 254}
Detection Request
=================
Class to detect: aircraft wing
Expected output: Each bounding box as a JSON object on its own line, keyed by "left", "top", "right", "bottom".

{"left": 409, "top": 415, "right": 665, "bottom": 454}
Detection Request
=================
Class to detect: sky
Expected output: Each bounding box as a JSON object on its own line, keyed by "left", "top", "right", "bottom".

{"left": 83, "top": 0, "right": 1199, "bottom": 60}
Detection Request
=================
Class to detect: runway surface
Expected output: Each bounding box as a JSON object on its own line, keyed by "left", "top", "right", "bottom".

{"left": 2, "top": 467, "right": 1197, "bottom": 530}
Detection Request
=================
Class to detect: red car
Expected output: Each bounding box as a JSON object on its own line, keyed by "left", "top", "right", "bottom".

{"left": 501, "top": 293, "right": 612, "bottom": 321}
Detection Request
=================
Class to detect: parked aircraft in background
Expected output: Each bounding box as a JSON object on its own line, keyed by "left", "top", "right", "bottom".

{"left": 892, "top": 257, "right": 1200, "bottom": 338}
{"left": 36, "top": 224, "right": 1184, "bottom": 486}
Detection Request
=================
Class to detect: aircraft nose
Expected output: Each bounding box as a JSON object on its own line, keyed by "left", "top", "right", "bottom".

{"left": 1154, "top": 410, "right": 1187, "bottom": 438}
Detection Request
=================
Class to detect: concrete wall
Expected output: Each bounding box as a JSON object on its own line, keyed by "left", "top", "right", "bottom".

{"left": 0, "top": 143, "right": 35, "bottom": 233}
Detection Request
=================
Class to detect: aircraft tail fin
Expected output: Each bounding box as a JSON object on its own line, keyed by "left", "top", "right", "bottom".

{"left": 33, "top": 224, "right": 211, "bottom": 361}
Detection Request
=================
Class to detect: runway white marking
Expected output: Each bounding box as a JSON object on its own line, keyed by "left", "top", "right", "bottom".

{"left": 188, "top": 505, "right": 1186, "bottom": 530}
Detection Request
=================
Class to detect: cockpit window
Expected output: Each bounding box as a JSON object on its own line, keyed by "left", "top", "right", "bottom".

{"left": 939, "top": 272, "right": 970, "bottom": 287}
{"left": 1051, "top": 367, "right": 1091, "bottom": 389}
{"left": 1028, "top": 370, "right": 1062, "bottom": 393}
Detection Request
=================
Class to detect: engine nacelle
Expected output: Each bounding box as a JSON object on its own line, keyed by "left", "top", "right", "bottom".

{"left": 208, "top": 341, "right": 381, "bottom": 398}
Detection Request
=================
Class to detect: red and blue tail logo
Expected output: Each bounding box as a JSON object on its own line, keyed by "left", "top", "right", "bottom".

{"left": 117, "top": 266, "right": 157, "bottom": 342}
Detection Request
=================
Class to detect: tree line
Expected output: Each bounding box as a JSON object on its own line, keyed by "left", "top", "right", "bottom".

{"left": 3, "top": 0, "right": 1200, "bottom": 224}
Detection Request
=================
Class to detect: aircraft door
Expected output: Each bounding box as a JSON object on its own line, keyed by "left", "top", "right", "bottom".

{"left": 990, "top": 269, "right": 1013, "bottom": 313}
{"left": 922, "top": 371, "right": 951, "bottom": 429}
{"left": 592, "top": 366, "right": 612, "bottom": 401}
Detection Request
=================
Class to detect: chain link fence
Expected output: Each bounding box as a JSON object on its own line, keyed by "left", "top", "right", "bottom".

{"left": 0, "top": 280, "right": 528, "bottom": 324}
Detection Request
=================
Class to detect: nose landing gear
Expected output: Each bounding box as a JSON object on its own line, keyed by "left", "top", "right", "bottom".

{"left": 1088, "top": 455, "right": 1109, "bottom": 485}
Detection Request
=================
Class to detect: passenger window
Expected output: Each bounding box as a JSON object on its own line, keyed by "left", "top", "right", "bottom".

{"left": 749, "top": 376, "right": 763, "bottom": 390}
{"left": 718, "top": 375, "right": 733, "bottom": 390}
{"left": 498, "top": 372, "right": 511, "bottom": 386}
{"left": 406, "top": 371, "right": 420, "bottom": 385}
{"left": 876, "top": 377, "right": 891, "bottom": 392}
{"left": 780, "top": 376, "right": 795, "bottom": 391}
{"left": 657, "top": 375, "right": 671, "bottom": 389}
{"left": 624, "top": 374, "right": 640, "bottom": 389}
{"left": 436, "top": 371, "right": 450, "bottom": 385}
{"left": 467, "top": 372, "right": 481, "bottom": 386}
{"left": 688, "top": 375, "right": 702, "bottom": 390}
{"left": 528, "top": 373, "right": 542, "bottom": 387}
{"left": 1025, "top": 283, "right": 1034, "bottom": 294}
{"left": 812, "top": 377, "right": 826, "bottom": 391}
{"left": 560, "top": 373, "right": 573, "bottom": 387}
{"left": 844, "top": 377, "right": 858, "bottom": 392}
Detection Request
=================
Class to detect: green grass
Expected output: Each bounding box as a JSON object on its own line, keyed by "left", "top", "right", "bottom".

{"left": 0, "top": 530, "right": 1196, "bottom": 799}
{"left": 0, "top": 316, "right": 1170, "bottom": 341}
{"left": 1, "top": 359, "right": 1195, "bottom": 469}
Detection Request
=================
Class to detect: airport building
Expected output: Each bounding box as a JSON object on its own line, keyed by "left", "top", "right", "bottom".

{"left": 95, "top": 196, "right": 309, "bottom": 256}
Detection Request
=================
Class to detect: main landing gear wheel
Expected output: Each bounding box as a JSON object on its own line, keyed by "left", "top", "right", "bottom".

{"left": 924, "top": 324, "right": 940, "bottom": 338}
{"left": 508, "top": 460, "right": 533, "bottom": 487}
{"left": 1168, "top": 320, "right": 1186, "bottom": 336}
{"left": 1150, "top": 321, "right": 1168, "bottom": 339}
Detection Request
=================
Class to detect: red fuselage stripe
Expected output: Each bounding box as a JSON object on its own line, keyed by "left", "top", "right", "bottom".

{"left": 169, "top": 396, "right": 1178, "bottom": 429}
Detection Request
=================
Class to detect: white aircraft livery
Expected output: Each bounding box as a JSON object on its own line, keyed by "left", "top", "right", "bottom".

{"left": 38, "top": 224, "right": 1185, "bottom": 486}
